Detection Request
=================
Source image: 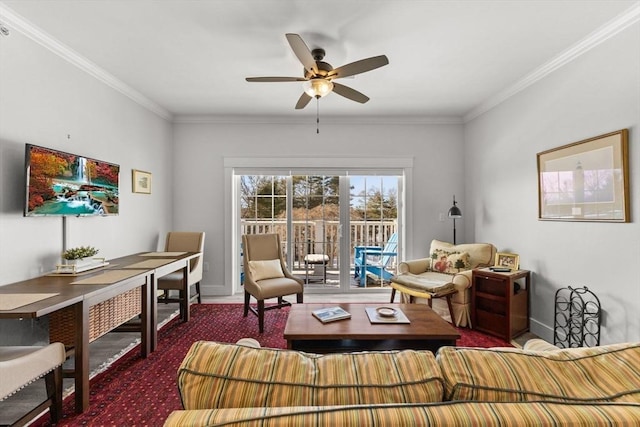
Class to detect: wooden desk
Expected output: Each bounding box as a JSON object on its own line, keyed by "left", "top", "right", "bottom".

{"left": 0, "top": 251, "right": 199, "bottom": 413}
{"left": 108, "top": 251, "right": 200, "bottom": 350}
{"left": 0, "top": 269, "right": 150, "bottom": 414}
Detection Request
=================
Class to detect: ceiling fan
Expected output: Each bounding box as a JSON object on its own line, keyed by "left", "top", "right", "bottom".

{"left": 246, "top": 33, "right": 389, "bottom": 109}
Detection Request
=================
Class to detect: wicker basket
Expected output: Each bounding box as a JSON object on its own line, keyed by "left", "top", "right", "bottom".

{"left": 49, "top": 287, "right": 141, "bottom": 346}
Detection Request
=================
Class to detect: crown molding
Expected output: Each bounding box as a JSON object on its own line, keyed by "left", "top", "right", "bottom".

{"left": 0, "top": 3, "right": 173, "bottom": 121}
{"left": 464, "top": 2, "right": 640, "bottom": 123}
{"left": 2, "top": 2, "right": 637, "bottom": 126}
{"left": 172, "top": 114, "right": 463, "bottom": 125}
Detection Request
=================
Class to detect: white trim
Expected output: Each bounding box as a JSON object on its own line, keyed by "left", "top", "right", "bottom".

{"left": 224, "top": 156, "right": 413, "bottom": 170}
{"left": 224, "top": 156, "right": 413, "bottom": 295}
{"left": 0, "top": 3, "right": 173, "bottom": 121}
{"left": 173, "top": 115, "right": 463, "bottom": 125}
{"left": 465, "top": 2, "right": 640, "bottom": 122}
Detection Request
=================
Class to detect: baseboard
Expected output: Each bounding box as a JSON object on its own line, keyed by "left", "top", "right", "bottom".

{"left": 200, "top": 283, "right": 231, "bottom": 297}
{"left": 530, "top": 317, "right": 554, "bottom": 343}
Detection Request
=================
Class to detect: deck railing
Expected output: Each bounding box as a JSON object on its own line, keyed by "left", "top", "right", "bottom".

{"left": 241, "top": 220, "right": 397, "bottom": 269}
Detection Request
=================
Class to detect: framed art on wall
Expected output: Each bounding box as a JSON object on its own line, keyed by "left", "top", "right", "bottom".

{"left": 537, "top": 129, "right": 629, "bottom": 222}
{"left": 132, "top": 169, "right": 152, "bottom": 194}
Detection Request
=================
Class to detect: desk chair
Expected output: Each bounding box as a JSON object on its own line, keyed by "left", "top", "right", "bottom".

{"left": 242, "top": 233, "right": 304, "bottom": 333}
{"left": 158, "top": 231, "right": 205, "bottom": 322}
{"left": 0, "top": 342, "right": 66, "bottom": 426}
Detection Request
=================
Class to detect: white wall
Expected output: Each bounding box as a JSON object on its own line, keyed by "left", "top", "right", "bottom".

{"left": 6, "top": 13, "right": 635, "bottom": 348}
{"left": 172, "top": 120, "right": 464, "bottom": 296}
{"left": 464, "top": 24, "right": 640, "bottom": 344}
{"left": 0, "top": 25, "right": 173, "bottom": 342}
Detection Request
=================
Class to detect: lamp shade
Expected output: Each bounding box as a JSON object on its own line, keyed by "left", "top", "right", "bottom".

{"left": 303, "top": 78, "right": 334, "bottom": 98}
{"left": 448, "top": 196, "right": 462, "bottom": 218}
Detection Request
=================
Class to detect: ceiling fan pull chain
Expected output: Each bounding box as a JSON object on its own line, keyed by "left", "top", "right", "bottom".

{"left": 316, "top": 97, "right": 320, "bottom": 134}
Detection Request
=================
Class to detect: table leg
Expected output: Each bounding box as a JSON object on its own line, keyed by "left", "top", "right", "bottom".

{"left": 150, "top": 273, "right": 158, "bottom": 351}
{"left": 141, "top": 275, "right": 151, "bottom": 357}
{"left": 182, "top": 262, "right": 190, "bottom": 322}
{"left": 74, "top": 301, "right": 90, "bottom": 413}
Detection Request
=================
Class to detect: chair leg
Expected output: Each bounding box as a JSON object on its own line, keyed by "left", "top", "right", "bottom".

{"left": 195, "top": 281, "right": 201, "bottom": 304}
{"left": 445, "top": 295, "right": 455, "bottom": 325}
{"left": 45, "top": 365, "right": 63, "bottom": 424}
{"left": 243, "top": 291, "right": 250, "bottom": 317}
{"left": 257, "top": 300, "right": 265, "bottom": 333}
{"left": 179, "top": 290, "right": 189, "bottom": 322}
{"left": 390, "top": 288, "right": 396, "bottom": 303}
{"left": 160, "top": 290, "right": 169, "bottom": 304}
{"left": 297, "top": 292, "right": 303, "bottom": 303}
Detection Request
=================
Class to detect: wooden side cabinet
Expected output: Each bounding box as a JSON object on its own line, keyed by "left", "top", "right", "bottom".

{"left": 471, "top": 268, "right": 531, "bottom": 341}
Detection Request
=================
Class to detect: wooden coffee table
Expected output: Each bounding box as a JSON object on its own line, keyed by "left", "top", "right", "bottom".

{"left": 284, "top": 303, "right": 461, "bottom": 353}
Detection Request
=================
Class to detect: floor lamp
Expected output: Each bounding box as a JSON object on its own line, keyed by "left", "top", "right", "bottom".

{"left": 448, "top": 195, "right": 462, "bottom": 244}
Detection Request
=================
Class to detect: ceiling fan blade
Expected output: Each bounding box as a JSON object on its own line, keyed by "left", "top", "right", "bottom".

{"left": 286, "top": 33, "right": 318, "bottom": 76}
{"left": 328, "top": 55, "right": 389, "bottom": 79}
{"left": 332, "top": 83, "right": 370, "bottom": 104}
{"left": 295, "top": 93, "right": 313, "bottom": 109}
{"left": 246, "top": 77, "right": 307, "bottom": 82}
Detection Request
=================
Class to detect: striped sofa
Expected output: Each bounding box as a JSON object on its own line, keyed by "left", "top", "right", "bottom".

{"left": 165, "top": 340, "right": 640, "bottom": 426}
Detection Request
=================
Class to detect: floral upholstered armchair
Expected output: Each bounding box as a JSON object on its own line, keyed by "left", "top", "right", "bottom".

{"left": 392, "top": 240, "right": 496, "bottom": 327}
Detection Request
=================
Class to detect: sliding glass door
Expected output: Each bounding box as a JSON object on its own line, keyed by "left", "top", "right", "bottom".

{"left": 349, "top": 176, "right": 399, "bottom": 288}
{"left": 238, "top": 172, "right": 400, "bottom": 293}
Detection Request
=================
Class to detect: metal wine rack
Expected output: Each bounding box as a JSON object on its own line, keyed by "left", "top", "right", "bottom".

{"left": 554, "top": 286, "right": 601, "bottom": 348}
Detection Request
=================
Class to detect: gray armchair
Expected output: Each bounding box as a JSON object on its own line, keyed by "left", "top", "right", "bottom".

{"left": 242, "top": 233, "right": 303, "bottom": 333}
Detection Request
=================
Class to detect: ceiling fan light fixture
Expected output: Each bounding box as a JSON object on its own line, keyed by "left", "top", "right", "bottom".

{"left": 303, "top": 78, "right": 333, "bottom": 98}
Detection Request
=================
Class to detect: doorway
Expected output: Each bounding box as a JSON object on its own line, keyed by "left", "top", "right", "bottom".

{"left": 237, "top": 172, "right": 401, "bottom": 293}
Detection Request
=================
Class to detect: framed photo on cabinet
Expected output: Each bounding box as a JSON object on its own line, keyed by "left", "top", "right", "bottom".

{"left": 494, "top": 252, "right": 519, "bottom": 270}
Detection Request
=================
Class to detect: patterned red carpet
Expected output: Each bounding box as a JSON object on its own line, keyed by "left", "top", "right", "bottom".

{"left": 34, "top": 303, "right": 512, "bottom": 426}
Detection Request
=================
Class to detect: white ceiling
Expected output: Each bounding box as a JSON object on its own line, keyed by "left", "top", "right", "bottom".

{"left": 1, "top": 1, "right": 638, "bottom": 121}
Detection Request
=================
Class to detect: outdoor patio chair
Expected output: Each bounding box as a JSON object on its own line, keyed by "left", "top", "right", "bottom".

{"left": 158, "top": 231, "right": 206, "bottom": 321}
{"left": 242, "top": 233, "right": 304, "bottom": 333}
{"left": 354, "top": 232, "right": 398, "bottom": 286}
{"left": 0, "top": 342, "right": 66, "bottom": 426}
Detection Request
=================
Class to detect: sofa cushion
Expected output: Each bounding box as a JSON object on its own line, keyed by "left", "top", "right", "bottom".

{"left": 437, "top": 343, "right": 640, "bottom": 403}
{"left": 177, "top": 341, "right": 444, "bottom": 409}
{"left": 430, "top": 250, "right": 470, "bottom": 274}
{"left": 164, "top": 401, "right": 640, "bottom": 427}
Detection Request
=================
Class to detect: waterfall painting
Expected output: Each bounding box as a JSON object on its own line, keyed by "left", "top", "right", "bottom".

{"left": 25, "top": 144, "right": 120, "bottom": 216}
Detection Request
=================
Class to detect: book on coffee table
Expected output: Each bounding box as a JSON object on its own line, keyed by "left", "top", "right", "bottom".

{"left": 365, "top": 306, "right": 411, "bottom": 324}
{"left": 312, "top": 306, "right": 351, "bottom": 323}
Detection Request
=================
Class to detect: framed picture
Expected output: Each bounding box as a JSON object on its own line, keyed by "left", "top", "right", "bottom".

{"left": 495, "top": 252, "right": 519, "bottom": 270}
{"left": 537, "top": 129, "right": 629, "bottom": 222}
{"left": 132, "top": 169, "right": 152, "bottom": 194}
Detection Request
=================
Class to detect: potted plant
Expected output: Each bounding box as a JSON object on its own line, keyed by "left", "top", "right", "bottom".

{"left": 62, "top": 246, "right": 100, "bottom": 267}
